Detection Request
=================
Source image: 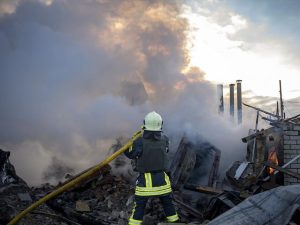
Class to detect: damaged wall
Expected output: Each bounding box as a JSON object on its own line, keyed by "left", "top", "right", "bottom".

{"left": 283, "top": 123, "right": 300, "bottom": 185}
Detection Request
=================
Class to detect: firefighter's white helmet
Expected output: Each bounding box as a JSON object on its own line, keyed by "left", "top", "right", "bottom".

{"left": 143, "top": 111, "right": 163, "bottom": 131}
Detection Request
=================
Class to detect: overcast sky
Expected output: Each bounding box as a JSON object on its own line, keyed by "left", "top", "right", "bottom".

{"left": 0, "top": 0, "right": 299, "bottom": 185}
{"left": 186, "top": 0, "right": 300, "bottom": 117}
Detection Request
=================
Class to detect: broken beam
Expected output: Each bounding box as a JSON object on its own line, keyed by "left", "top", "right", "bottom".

{"left": 284, "top": 113, "right": 300, "bottom": 122}
{"left": 173, "top": 197, "right": 203, "bottom": 219}
{"left": 241, "top": 127, "right": 275, "bottom": 143}
{"left": 184, "top": 184, "right": 223, "bottom": 195}
{"left": 243, "top": 102, "right": 281, "bottom": 119}
{"left": 264, "top": 162, "right": 300, "bottom": 180}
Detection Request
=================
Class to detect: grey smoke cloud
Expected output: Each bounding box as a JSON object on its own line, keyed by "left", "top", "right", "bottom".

{"left": 43, "top": 156, "right": 75, "bottom": 182}
{"left": 0, "top": 0, "right": 249, "bottom": 185}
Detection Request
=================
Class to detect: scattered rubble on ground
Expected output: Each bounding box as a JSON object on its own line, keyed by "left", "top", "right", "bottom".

{"left": 0, "top": 149, "right": 62, "bottom": 225}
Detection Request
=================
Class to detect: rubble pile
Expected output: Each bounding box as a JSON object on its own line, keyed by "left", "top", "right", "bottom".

{"left": 46, "top": 164, "right": 195, "bottom": 225}
{"left": 0, "top": 146, "right": 201, "bottom": 225}
{"left": 0, "top": 149, "right": 61, "bottom": 225}
{"left": 46, "top": 164, "right": 135, "bottom": 225}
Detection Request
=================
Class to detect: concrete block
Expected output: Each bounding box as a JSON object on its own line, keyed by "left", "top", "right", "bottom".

{"left": 284, "top": 131, "right": 299, "bottom": 136}
{"left": 289, "top": 168, "right": 298, "bottom": 173}
{"left": 284, "top": 149, "right": 297, "bottom": 154}
{"left": 290, "top": 164, "right": 300, "bottom": 169}
{"left": 285, "top": 140, "right": 297, "bottom": 145}
{"left": 294, "top": 126, "right": 300, "bottom": 130}
{"left": 284, "top": 155, "right": 293, "bottom": 160}
{"left": 284, "top": 178, "right": 292, "bottom": 183}
{"left": 283, "top": 163, "right": 292, "bottom": 168}
{"left": 291, "top": 145, "right": 300, "bottom": 150}
{"left": 290, "top": 136, "right": 300, "bottom": 140}
{"left": 284, "top": 176, "right": 298, "bottom": 183}
{"left": 284, "top": 135, "right": 290, "bottom": 140}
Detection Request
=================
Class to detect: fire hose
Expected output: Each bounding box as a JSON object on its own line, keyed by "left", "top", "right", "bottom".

{"left": 7, "top": 129, "right": 142, "bottom": 225}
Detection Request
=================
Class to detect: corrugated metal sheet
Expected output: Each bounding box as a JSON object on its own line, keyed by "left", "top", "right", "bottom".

{"left": 207, "top": 184, "right": 300, "bottom": 225}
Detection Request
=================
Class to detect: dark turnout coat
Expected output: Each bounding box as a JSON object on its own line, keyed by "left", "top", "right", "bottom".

{"left": 124, "top": 131, "right": 172, "bottom": 197}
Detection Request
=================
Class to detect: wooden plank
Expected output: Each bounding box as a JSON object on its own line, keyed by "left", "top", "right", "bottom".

{"left": 184, "top": 184, "right": 223, "bottom": 195}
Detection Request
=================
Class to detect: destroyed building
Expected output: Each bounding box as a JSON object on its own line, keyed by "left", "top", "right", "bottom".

{"left": 225, "top": 112, "right": 300, "bottom": 193}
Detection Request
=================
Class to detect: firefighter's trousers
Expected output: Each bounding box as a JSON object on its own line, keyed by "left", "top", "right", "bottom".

{"left": 129, "top": 194, "right": 179, "bottom": 225}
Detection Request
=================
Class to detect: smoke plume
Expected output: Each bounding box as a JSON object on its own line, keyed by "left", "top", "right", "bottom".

{"left": 0, "top": 0, "right": 249, "bottom": 185}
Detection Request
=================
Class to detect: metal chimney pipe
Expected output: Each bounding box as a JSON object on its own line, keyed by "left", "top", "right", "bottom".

{"left": 236, "top": 80, "right": 242, "bottom": 124}
{"left": 217, "top": 84, "right": 224, "bottom": 114}
{"left": 229, "top": 83, "right": 235, "bottom": 120}
{"left": 279, "top": 80, "right": 284, "bottom": 119}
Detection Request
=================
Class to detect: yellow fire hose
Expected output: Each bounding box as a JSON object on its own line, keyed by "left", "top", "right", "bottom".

{"left": 7, "top": 129, "right": 142, "bottom": 225}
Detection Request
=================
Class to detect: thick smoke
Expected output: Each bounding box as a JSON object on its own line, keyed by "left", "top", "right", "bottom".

{"left": 43, "top": 156, "right": 75, "bottom": 182}
{"left": 0, "top": 0, "right": 249, "bottom": 185}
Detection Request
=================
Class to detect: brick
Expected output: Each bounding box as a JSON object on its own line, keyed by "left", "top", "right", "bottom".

{"left": 283, "top": 125, "right": 291, "bottom": 130}
{"left": 284, "top": 155, "right": 293, "bottom": 160}
{"left": 284, "top": 179, "right": 290, "bottom": 184}
{"left": 284, "top": 177, "right": 297, "bottom": 182}
{"left": 290, "top": 164, "right": 300, "bottom": 169}
{"left": 284, "top": 180, "right": 296, "bottom": 185}
{"left": 290, "top": 136, "right": 300, "bottom": 140}
{"left": 294, "top": 126, "right": 300, "bottom": 130}
{"left": 284, "top": 145, "right": 291, "bottom": 149}
{"left": 284, "top": 176, "right": 293, "bottom": 181}
{"left": 284, "top": 176, "right": 298, "bottom": 182}
{"left": 285, "top": 180, "right": 297, "bottom": 184}
{"left": 284, "top": 131, "right": 299, "bottom": 136}
{"left": 284, "top": 156, "right": 300, "bottom": 162}
{"left": 291, "top": 145, "right": 300, "bottom": 150}
{"left": 284, "top": 164, "right": 292, "bottom": 168}
{"left": 285, "top": 140, "right": 297, "bottom": 145}
{"left": 284, "top": 159, "right": 293, "bottom": 164}
{"left": 284, "top": 135, "right": 290, "bottom": 140}
{"left": 297, "top": 141, "right": 300, "bottom": 145}
{"left": 289, "top": 168, "right": 298, "bottom": 173}
{"left": 284, "top": 149, "right": 297, "bottom": 154}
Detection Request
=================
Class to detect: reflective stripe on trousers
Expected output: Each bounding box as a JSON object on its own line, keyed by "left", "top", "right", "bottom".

{"left": 129, "top": 202, "right": 142, "bottom": 225}
{"left": 129, "top": 194, "right": 178, "bottom": 223}
{"left": 167, "top": 213, "right": 179, "bottom": 222}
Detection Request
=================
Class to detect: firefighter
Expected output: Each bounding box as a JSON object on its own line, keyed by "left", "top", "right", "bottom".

{"left": 125, "top": 111, "right": 179, "bottom": 224}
